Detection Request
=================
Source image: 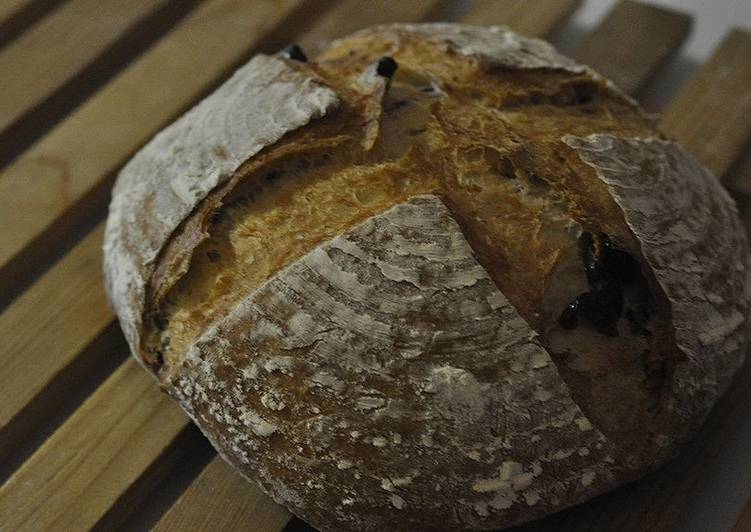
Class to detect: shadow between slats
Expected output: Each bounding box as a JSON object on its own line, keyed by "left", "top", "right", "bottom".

{"left": 94, "top": 423, "right": 215, "bottom": 532}
{"left": 0, "top": 0, "right": 340, "bottom": 488}
{"left": 0, "top": 0, "right": 334, "bottom": 312}
{"left": 0, "top": 0, "right": 65, "bottom": 50}
{"left": 0, "top": 0, "right": 203, "bottom": 171}
{"left": 0, "top": 321, "right": 127, "bottom": 482}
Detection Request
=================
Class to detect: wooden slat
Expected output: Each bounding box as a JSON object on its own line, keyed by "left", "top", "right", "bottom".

{"left": 660, "top": 29, "right": 751, "bottom": 177}
{"left": 462, "top": 0, "right": 581, "bottom": 37}
{"left": 0, "top": 359, "right": 189, "bottom": 531}
{"left": 0, "top": 0, "right": 313, "bottom": 300}
{"left": 0, "top": 0, "right": 327, "bottom": 471}
{"left": 296, "top": 0, "right": 443, "bottom": 55}
{"left": 0, "top": 0, "right": 32, "bottom": 23}
{"left": 156, "top": 3, "right": 588, "bottom": 530}
{"left": 573, "top": 0, "right": 691, "bottom": 95}
{"left": 0, "top": 0, "right": 169, "bottom": 135}
{"left": 0, "top": 225, "right": 111, "bottom": 463}
{"left": 154, "top": 458, "right": 291, "bottom": 532}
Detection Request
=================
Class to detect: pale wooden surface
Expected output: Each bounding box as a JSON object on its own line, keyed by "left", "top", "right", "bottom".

{"left": 0, "top": 0, "right": 308, "bottom": 497}
{"left": 0, "top": 0, "right": 31, "bottom": 23}
{"left": 573, "top": 0, "right": 691, "bottom": 95}
{"left": 297, "top": 0, "right": 443, "bottom": 55}
{"left": 660, "top": 28, "right": 751, "bottom": 177}
{"left": 0, "top": 0, "right": 167, "bottom": 133}
{"left": 0, "top": 0, "right": 308, "bottom": 294}
{"left": 462, "top": 0, "right": 581, "bottom": 37}
{"left": 0, "top": 225, "right": 110, "bottom": 464}
{"left": 0, "top": 359, "right": 187, "bottom": 531}
{"left": 154, "top": 458, "right": 291, "bottom": 532}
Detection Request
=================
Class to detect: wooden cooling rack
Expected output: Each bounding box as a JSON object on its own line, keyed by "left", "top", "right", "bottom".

{"left": 0, "top": 1, "right": 750, "bottom": 530}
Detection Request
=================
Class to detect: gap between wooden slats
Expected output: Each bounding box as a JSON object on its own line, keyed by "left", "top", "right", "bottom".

{"left": 0, "top": 0, "right": 329, "bottom": 311}
{"left": 0, "top": 0, "right": 64, "bottom": 50}
{"left": 0, "top": 0, "right": 170, "bottom": 142}
{"left": 0, "top": 359, "right": 210, "bottom": 531}
{"left": 0, "top": 0, "right": 203, "bottom": 171}
{"left": 157, "top": 3, "right": 588, "bottom": 531}
{"left": 0, "top": 0, "right": 322, "bottom": 480}
{"left": 0, "top": 1, "right": 445, "bottom": 529}
{"left": 0, "top": 0, "right": 35, "bottom": 22}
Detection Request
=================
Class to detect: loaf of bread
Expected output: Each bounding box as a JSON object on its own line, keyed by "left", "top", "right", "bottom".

{"left": 103, "top": 23, "right": 751, "bottom": 531}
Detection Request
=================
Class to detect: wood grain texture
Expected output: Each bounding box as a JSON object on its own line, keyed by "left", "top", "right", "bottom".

{"left": 660, "top": 28, "right": 751, "bottom": 177}
{"left": 0, "top": 359, "right": 188, "bottom": 531}
{"left": 154, "top": 457, "right": 291, "bottom": 532}
{"left": 0, "top": 224, "right": 113, "bottom": 463}
{"left": 297, "top": 0, "right": 444, "bottom": 55}
{"left": 0, "top": 0, "right": 168, "bottom": 134}
{"left": 462, "top": 0, "right": 581, "bottom": 37}
{"left": 573, "top": 0, "right": 691, "bottom": 95}
{"left": 0, "top": 0, "right": 309, "bottom": 296}
{"left": 0, "top": 0, "right": 32, "bottom": 23}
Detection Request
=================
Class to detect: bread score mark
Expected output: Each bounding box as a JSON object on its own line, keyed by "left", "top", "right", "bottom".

{"left": 565, "top": 134, "right": 751, "bottom": 444}
{"left": 168, "top": 195, "right": 621, "bottom": 530}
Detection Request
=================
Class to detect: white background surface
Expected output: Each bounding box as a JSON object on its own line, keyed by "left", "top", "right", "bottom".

{"left": 551, "top": 2, "right": 751, "bottom": 531}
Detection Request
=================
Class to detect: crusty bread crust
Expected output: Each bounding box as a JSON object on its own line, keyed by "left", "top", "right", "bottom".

{"left": 103, "top": 54, "right": 339, "bottom": 361}
{"left": 103, "top": 23, "right": 751, "bottom": 531}
{"left": 169, "top": 195, "right": 623, "bottom": 530}
{"left": 565, "top": 134, "right": 751, "bottom": 447}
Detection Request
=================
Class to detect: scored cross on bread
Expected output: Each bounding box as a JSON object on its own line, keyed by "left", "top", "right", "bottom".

{"left": 103, "top": 24, "right": 751, "bottom": 532}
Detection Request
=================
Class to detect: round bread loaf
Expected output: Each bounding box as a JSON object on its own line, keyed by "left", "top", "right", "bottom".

{"left": 103, "top": 23, "right": 751, "bottom": 531}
